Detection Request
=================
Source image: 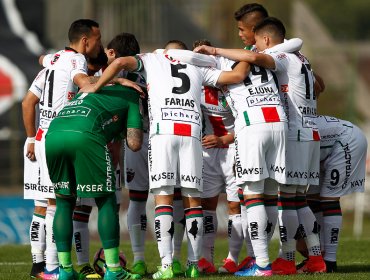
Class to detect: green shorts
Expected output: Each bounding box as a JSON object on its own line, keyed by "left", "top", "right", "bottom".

{"left": 45, "top": 131, "right": 116, "bottom": 198}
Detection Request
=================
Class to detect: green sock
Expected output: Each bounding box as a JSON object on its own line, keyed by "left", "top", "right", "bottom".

{"left": 58, "top": 251, "right": 72, "bottom": 271}
{"left": 104, "top": 247, "right": 121, "bottom": 271}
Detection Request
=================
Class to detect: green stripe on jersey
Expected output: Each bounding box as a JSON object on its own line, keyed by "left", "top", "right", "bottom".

{"left": 243, "top": 111, "right": 250, "bottom": 126}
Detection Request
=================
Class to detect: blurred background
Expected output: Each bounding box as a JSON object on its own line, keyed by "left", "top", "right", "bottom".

{"left": 0, "top": 0, "right": 370, "bottom": 243}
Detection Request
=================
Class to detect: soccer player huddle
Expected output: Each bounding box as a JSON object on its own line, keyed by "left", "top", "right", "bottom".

{"left": 22, "top": 3, "right": 367, "bottom": 280}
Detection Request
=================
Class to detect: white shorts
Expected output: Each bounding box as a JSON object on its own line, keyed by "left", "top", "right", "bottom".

{"left": 202, "top": 146, "right": 239, "bottom": 202}
{"left": 24, "top": 140, "right": 42, "bottom": 200}
{"left": 125, "top": 132, "right": 149, "bottom": 191}
{"left": 148, "top": 135, "right": 203, "bottom": 190}
{"left": 24, "top": 128, "right": 55, "bottom": 200}
{"left": 313, "top": 126, "right": 367, "bottom": 197}
{"left": 234, "top": 122, "right": 287, "bottom": 185}
{"left": 285, "top": 140, "right": 320, "bottom": 186}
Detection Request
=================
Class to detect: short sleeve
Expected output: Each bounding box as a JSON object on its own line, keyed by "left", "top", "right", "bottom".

{"left": 126, "top": 94, "right": 143, "bottom": 129}
{"left": 29, "top": 68, "right": 47, "bottom": 98}
{"left": 199, "top": 66, "right": 223, "bottom": 87}
{"left": 268, "top": 51, "right": 288, "bottom": 73}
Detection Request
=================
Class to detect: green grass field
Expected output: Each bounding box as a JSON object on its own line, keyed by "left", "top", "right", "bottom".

{"left": 1, "top": 237, "right": 370, "bottom": 280}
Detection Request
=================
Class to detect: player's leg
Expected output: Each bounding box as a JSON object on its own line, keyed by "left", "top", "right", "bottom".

{"left": 182, "top": 188, "right": 203, "bottom": 278}
{"left": 172, "top": 188, "right": 185, "bottom": 275}
{"left": 152, "top": 187, "right": 175, "bottom": 279}
{"left": 125, "top": 133, "right": 149, "bottom": 275}
{"left": 29, "top": 200, "right": 47, "bottom": 278}
{"left": 44, "top": 198, "right": 59, "bottom": 277}
{"left": 198, "top": 195, "right": 218, "bottom": 274}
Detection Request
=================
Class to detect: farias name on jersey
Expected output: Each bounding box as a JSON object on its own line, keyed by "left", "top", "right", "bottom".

{"left": 165, "top": 97, "right": 194, "bottom": 108}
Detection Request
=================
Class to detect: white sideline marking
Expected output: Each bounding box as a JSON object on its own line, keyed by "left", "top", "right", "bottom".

{"left": 0, "top": 262, "right": 29, "bottom": 265}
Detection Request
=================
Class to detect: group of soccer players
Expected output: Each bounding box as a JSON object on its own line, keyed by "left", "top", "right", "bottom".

{"left": 22, "top": 2, "right": 367, "bottom": 280}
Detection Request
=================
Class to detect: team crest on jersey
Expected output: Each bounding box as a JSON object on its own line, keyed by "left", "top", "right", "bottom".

{"left": 67, "top": 92, "right": 76, "bottom": 101}
{"left": 51, "top": 54, "right": 60, "bottom": 65}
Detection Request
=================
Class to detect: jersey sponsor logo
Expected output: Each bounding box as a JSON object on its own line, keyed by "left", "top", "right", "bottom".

{"left": 164, "top": 97, "right": 194, "bottom": 108}
{"left": 161, "top": 107, "right": 200, "bottom": 125}
{"left": 58, "top": 106, "right": 91, "bottom": 118}
{"left": 286, "top": 171, "right": 319, "bottom": 179}
{"left": 50, "top": 54, "right": 60, "bottom": 65}
{"left": 150, "top": 172, "right": 175, "bottom": 182}
{"left": 105, "top": 148, "right": 113, "bottom": 191}
{"left": 270, "top": 164, "right": 285, "bottom": 174}
{"left": 53, "top": 181, "right": 69, "bottom": 190}
{"left": 77, "top": 184, "right": 104, "bottom": 192}
{"left": 276, "top": 53, "right": 287, "bottom": 60}
{"left": 302, "top": 115, "right": 318, "bottom": 129}
{"left": 351, "top": 178, "right": 365, "bottom": 188}
{"left": 180, "top": 174, "right": 201, "bottom": 186}
{"left": 246, "top": 94, "right": 281, "bottom": 107}
{"left": 24, "top": 183, "right": 53, "bottom": 193}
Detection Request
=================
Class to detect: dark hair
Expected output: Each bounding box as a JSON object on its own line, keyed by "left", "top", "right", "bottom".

{"left": 107, "top": 32, "right": 140, "bottom": 57}
{"left": 164, "top": 40, "right": 188, "bottom": 50}
{"left": 234, "top": 3, "right": 268, "bottom": 21}
{"left": 192, "top": 39, "right": 212, "bottom": 50}
{"left": 68, "top": 19, "right": 99, "bottom": 43}
{"left": 254, "top": 17, "right": 286, "bottom": 39}
{"left": 87, "top": 46, "right": 108, "bottom": 67}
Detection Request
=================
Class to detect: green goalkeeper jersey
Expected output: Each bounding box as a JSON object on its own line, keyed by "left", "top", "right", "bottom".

{"left": 47, "top": 84, "right": 142, "bottom": 143}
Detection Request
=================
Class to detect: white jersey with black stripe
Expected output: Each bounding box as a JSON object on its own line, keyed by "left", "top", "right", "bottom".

{"left": 138, "top": 53, "right": 222, "bottom": 140}
{"left": 216, "top": 56, "right": 287, "bottom": 134}
{"left": 40, "top": 48, "right": 87, "bottom": 129}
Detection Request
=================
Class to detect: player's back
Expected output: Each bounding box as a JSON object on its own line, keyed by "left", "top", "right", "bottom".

{"left": 48, "top": 85, "right": 142, "bottom": 143}
{"left": 40, "top": 49, "right": 88, "bottom": 130}
{"left": 139, "top": 53, "right": 220, "bottom": 140}
{"left": 216, "top": 56, "right": 287, "bottom": 133}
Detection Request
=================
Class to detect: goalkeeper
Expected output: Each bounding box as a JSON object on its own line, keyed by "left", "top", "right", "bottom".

{"left": 45, "top": 84, "right": 143, "bottom": 280}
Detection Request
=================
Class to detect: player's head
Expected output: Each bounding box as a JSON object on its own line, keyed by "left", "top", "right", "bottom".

{"left": 164, "top": 40, "right": 188, "bottom": 50}
{"left": 105, "top": 33, "right": 140, "bottom": 65}
{"left": 68, "top": 19, "right": 102, "bottom": 59}
{"left": 234, "top": 3, "right": 268, "bottom": 46}
{"left": 253, "top": 17, "right": 286, "bottom": 51}
{"left": 192, "top": 39, "right": 212, "bottom": 50}
{"left": 87, "top": 46, "right": 108, "bottom": 76}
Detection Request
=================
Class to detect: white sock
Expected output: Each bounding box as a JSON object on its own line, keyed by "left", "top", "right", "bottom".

{"left": 127, "top": 199, "right": 147, "bottom": 263}
{"left": 322, "top": 201, "right": 342, "bottom": 261}
{"left": 245, "top": 198, "right": 269, "bottom": 268}
{"left": 226, "top": 214, "right": 243, "bottom": 263}
{"left": 30, "top": 214, "right": 46, "bottom": 264}
{"left": 185, "top": 207, "right": 203, "bottom": 264}
{"left": 297, "top": 206, "right": 321, "bottom": 256}
{"left": 45, "top": 205, "right": 58, "bottom": 271}
{"left": 278, "top": 205, "right": 299, "bottom": 261}
{"left": 202, "top": 210, "right": 217, "bottom": 263}
{"left": 172, "top": 197, "right": 185, "bottom": 261}
{"left": 73, "top": 210, "right": 90, "bottom": 265}
{"left": 155, "top": 205, "right": 174, "bottom": 268}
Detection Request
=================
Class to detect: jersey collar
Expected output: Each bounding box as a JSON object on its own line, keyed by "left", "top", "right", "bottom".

{"left": 65, "top": 47, "right": 78, "bottom": 53}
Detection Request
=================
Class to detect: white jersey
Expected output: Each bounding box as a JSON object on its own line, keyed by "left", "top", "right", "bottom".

{"left": 315, "top": 115, "right": 354, "bottom": 161}
{"left": 201, "top": 86, "right": 234, "bottom": 145}
{"left": 268, "top": 50, "right": 319, "bottom": 141}
{"left": 216, "top": 56, "right": 287, "bottom": 134}
{"left": 138, "top": 53, "right": 222, "bottom": 140}
{"left": 40, "top": 48, "right": 87, "bottom": 130}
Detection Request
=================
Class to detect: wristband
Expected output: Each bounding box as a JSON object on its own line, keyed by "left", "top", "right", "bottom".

{"left": 27, "top": 137, "right": 36, "bottom": 143}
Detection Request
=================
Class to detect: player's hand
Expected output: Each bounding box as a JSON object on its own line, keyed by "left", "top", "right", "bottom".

{"left": 79, "top": 83, "right": 97, "bottom": 93}
{"left": 202, "top": 135, "right": 222, "bottom": 148}
{"left": 193, "top": 45, "right": 216, "bottom": 55}
{"left": 116, "top": 78, "right": 145, "bottom": 97}
{"left": 26, "top": 142, "right": 36, "bottom": 161}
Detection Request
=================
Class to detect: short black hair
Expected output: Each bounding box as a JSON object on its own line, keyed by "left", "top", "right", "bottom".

{"left": 164, "top": 40, "right": 188, "bottom": 50}
{"left": 234, "top": 3, "right": 268, "bottom": 21}
{"left": 87, "top": 46, "right": 108, "bottom": 67}
{"left": 192, "top": 39, "right": 212, "bottom": 50}
{"left": 254, "top": 17, "right": 286, "bottom": 39}
{"left": 68, "top": 19, "right": 99, "bottom": 43}
{"left": 107, "top": 32, "right": 140, "bottom": 57}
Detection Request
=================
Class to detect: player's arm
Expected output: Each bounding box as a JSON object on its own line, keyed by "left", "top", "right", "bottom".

{"left": 79, "top": 56, "right": 139, "bottom": 93}
{"left": 202, "top": 133, "right": 234, "bottom": 149}
{"left": 216, "top": 61, "right": 250, "bottom": 85}
{"left": 194, "top": 45, "right": 276, "bottom": 69}
{"left": 22, "top": 91, "right": 39, "bottom": 161}
{"left": 269, "top": 38, "right": 303, "bottom": 53}
{"left": 126, "top": 128, "right": 143, "bottom": 152}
